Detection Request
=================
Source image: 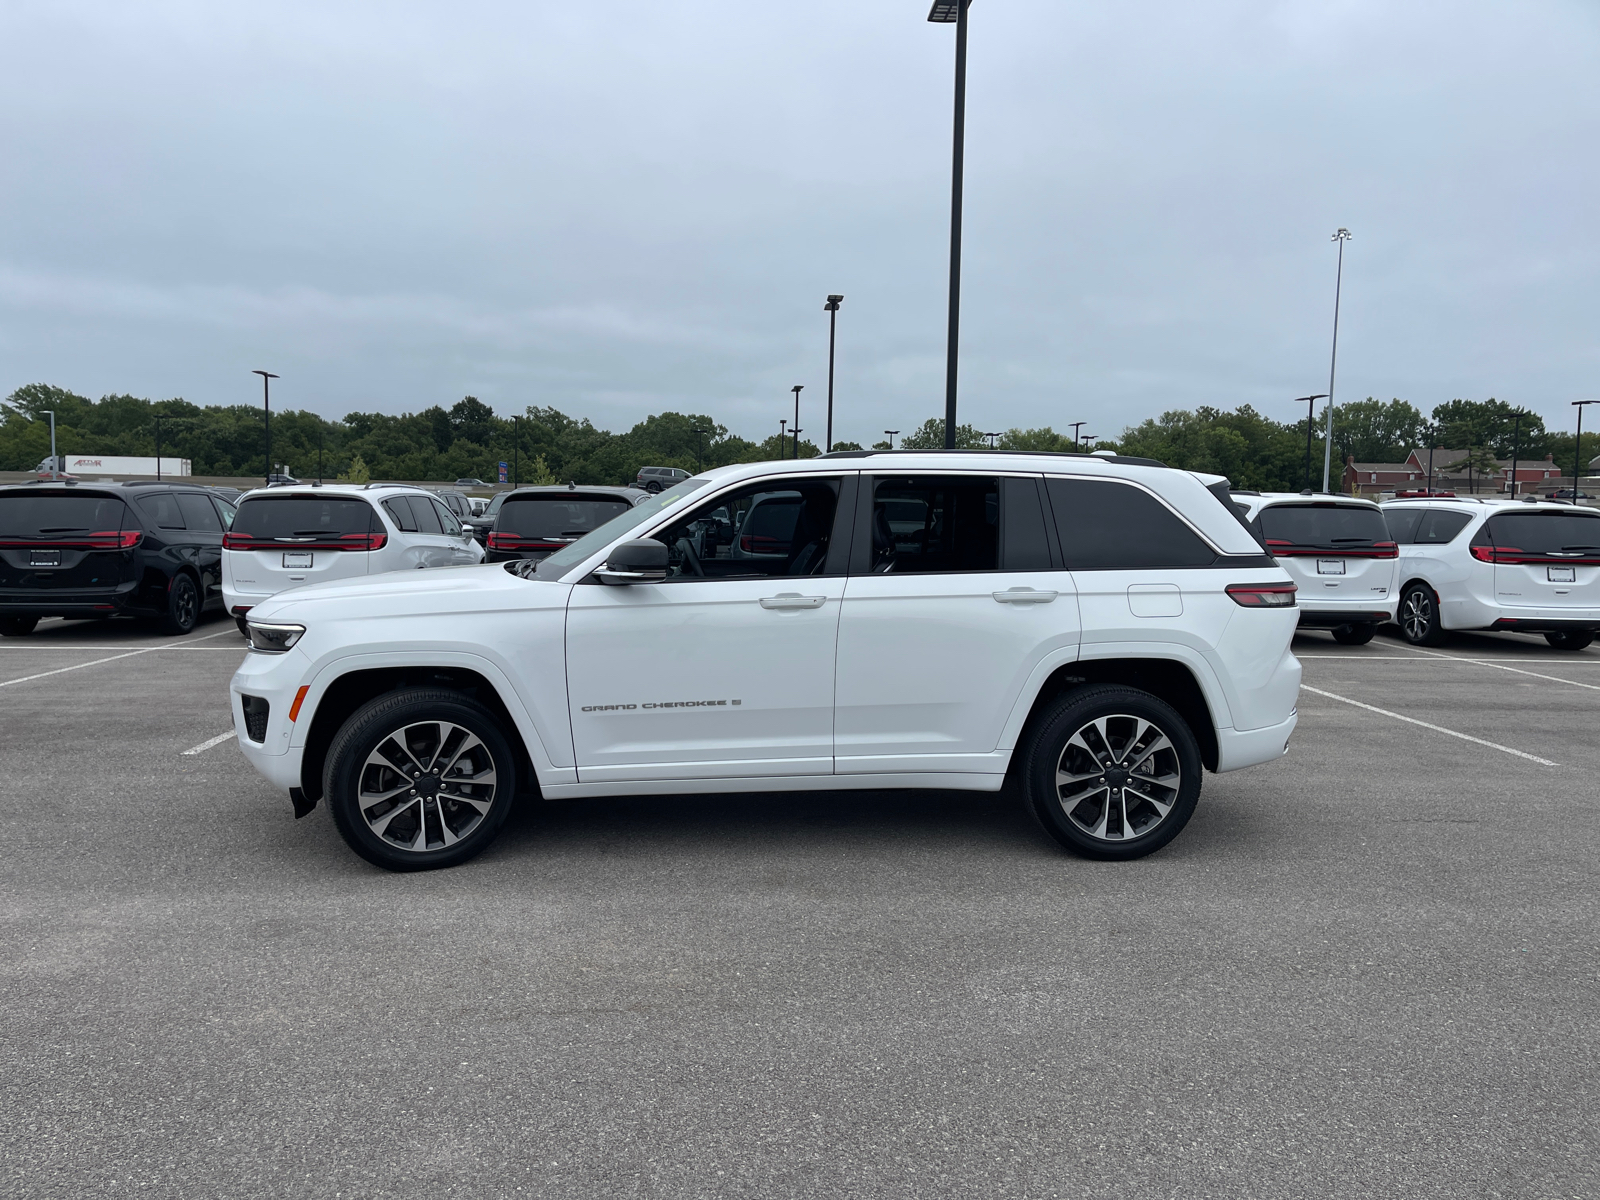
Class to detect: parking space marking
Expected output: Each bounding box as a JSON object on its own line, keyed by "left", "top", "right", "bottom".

{"left": 182, "top": 730, "right": 237, "bottom": 755}
{"left": 0, "top": 627, "right": 239, "bottom": 687}
{"left": 1299, "top": 684, "right": 1558, "bottom": 766}
{"left": 1313, "top": 643, "right": 1600, "bottom": 691}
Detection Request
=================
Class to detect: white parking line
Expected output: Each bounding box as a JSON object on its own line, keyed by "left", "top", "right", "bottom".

{"left": 182, "top": 730, "right": 237, "bottom": 755}
{"left": 1300, "top": 685, "right": 1558, "bottom": 766}
{"left": 0, "top": 627, "right": 239, "bottom": 687}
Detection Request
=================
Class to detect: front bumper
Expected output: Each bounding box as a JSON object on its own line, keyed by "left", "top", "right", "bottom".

{"left": 230, "top": 646, "right": 313, "bottom": 793}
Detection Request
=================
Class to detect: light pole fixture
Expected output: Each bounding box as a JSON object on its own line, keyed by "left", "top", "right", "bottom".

{"left": 824, "top": 295, "right": 843, "bottom": 452}
{"left": 1081, "top": 434, "right": 1098, "bottom": 449}
{"left": 1573, "top": 401, "right": 1600, "bottom": 503}
{"left": 511, "top": 414, "right": 521, "bottom": 488}
{"left": 779, "top": 418, "right": 787, "bottom": 457}
{"left": 152, "top": 414, "right": 192, "bottom": 483}
{"left": 1292, "top": 394, "right": 1329, "bottom": 492}
{"left": 884, "top": 429, "right": 899, "bottom": 449}
{"left": 31, "top": 409, "right": 59, "bottom": 479}
{"left": 929, "top": 0, "right": 973, "bottom": 450}
{"left": 252, "top": 370, "right": 279, "bottom": 485}
{"left": 1069, "top": 421, "right": 1086, "bottom": 450}
{"left": 984, "top": 431, "right": 1001, "bottom": 449}
{"left": 1425, "top": 424, "right": 1437, "bottom": 496}
{"left": 1321, "top": 229, "right": 1351, "bottom": 492}
{"left": 691, "top": 426, "right": 708, "bottom": 471}
{"left": 791, "top": 385, "right": 804, "bottom": 459}
{"left": 1508, "top": 408, "right": 1524, "bottom": 498}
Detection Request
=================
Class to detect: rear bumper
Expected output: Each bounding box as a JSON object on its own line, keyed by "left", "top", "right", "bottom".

{"left": 0, "top": 583, "right": 148, "bottom": 618}
{"left": 1488, "top": 617, "right": 1600, "bottom": 634}
{"left": 1215, "top": 709, "right": 1298, "bottom": 773}
{"left": 1296, "top": 609, "right": 1393, "bottom": 628}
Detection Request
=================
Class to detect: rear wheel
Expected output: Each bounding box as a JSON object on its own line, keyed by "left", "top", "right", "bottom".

{"left": 1545, "top": 630, "right": 1595, "bottom": 651}
{"left": 1331, "top": 622, "right": 1379, "bottom": 645}
{"left": 1020, "top": 685, "right": 1203, "bottom": 861}
{"left": 645, "top": 480, "right": 663, "bottom": 494}
{"left": 0, "top": 616, "right": 38, "bottom": 637}
{"left": 159, "top": 574, "right": 199, "bottom": 635}
{"left": 1399, "top": 583, "right": 1446, "bottom": 646}
{"left": 324, "top": 688, "right": 517, "bottom": 871}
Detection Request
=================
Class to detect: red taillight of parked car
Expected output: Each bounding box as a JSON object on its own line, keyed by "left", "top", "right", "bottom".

{"left": 1471, "top": 543, "right": 1600, "bottom": 566}
{"left": 1226, "top": 582, "right": 1298, "bottom": 608}
{"left": 338, "top": 532, "right": 387, "bottom": 551}
{"left": 1264, "top": 539, "right": 1396, "bottom": 559}
{"left": 487, "top": 532, "right": 566, "bottom": 552}
{"left": 224, "top": 532, "right": 386, "bottom": 551}
{"left": 0, "top": 530, "right": 142, "bottom": 549}
{"left": 739, "top": 534, "right": 787, "bottom": 554}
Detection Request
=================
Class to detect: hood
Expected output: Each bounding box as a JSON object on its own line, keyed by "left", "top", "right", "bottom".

{"left": 248, "top": 562, "right": 566, "bottom": 622}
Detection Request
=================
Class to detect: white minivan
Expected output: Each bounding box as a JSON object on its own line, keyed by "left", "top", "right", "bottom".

{"left": 223, "top": 484, "right": 483, "bottom": 626}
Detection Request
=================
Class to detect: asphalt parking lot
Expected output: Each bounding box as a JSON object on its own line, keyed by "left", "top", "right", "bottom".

{"left": 3, "top": 615, "right": 1597, "bottom": 1199}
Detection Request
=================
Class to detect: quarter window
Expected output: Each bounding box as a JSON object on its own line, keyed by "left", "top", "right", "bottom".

{"left": 382, "top": 498, "right": 418, "bottom": 532}
{"left": 1045, "top": 477, "right": 1215, "bottom": 569}
{"left": 1413, "top": 510, "right": 1471, "bottom": 544}
{"left": 1384, "top": 508, "right": 1424, "bottom": 545}
{"left": 141, "top": 492, "right": 186, "bottom": 530}
{"left": 176, "top": 494, "right": 222, "bottom": 532}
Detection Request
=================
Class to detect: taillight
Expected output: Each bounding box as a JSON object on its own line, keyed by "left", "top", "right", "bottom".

{"left": 1265, "top": 539, "right": 1396, "bottom": 559}
{"left": 224, "top": 532, "right": 385, "bottom": 551}
{"left": 740, "top": 535, "right": 786, "bottom": 553}
{"left": 486, "top": 532, "right": 519, "bottom": 550}
{"left": 86, "top": 529, "right": 142, "bottom": 549}
{"left": 1226, "top": 582, "right": 1297, "bottom": 608}
{"left": 222, "top": 532, "right": 250, "bottom": 550}
{"left": 1471, "top": 544, "right": 1598, "bottom": 565}
{"left": 338, "top": 532, "right": 387, "bottom": 551}
{"left": 1371, "top": 541, "right": 1397, "bottom": 558}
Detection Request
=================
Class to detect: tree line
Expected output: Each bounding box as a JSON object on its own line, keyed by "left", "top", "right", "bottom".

{"left": 2, "top": 383, "right": 1593, "bottom": 490}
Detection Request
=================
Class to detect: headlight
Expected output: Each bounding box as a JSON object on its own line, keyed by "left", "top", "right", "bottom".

{"left": 245, "top": 621, "right": 306, "bottom": 652}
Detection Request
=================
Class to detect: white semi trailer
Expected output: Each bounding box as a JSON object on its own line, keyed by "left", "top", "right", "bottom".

{"left": 37, "top": 455, "right": 192, "bottom": 478}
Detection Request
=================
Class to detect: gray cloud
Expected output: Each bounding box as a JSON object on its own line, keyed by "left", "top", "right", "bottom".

{"left": 2, "top": 0, "right": 1597, "bottom": 444}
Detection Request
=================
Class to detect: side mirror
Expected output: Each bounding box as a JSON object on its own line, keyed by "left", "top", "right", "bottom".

{"left": 596, "top": 538, "right": 668, "bottom": 584}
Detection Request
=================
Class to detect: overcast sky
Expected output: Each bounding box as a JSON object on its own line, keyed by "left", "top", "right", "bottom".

{"left": 2, "top": 0, "right": 1597, "bottom": 445}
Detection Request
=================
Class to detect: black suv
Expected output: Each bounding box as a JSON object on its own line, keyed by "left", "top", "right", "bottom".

{"left": 0, "top": 481, "right": 235, "bottom": 636}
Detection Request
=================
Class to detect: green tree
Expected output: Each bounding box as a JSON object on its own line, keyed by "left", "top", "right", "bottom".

{"left": 338, "top": 453, "right": 371, "bottom": 484}
{"left": 899, "top": 417, "right": 986, "bottom": 449}
{"left": 1330, "top": 398, "right": 1425, "bottom": 463}
{"left": 1431, "top": 398, "right": 1547, "bottom": 459}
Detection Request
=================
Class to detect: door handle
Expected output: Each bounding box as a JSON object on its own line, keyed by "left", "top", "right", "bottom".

{"left": 759, "top": 594, "right": 826, "bottom": 610}
{"left": 992, "top": 588, "right": 1058, "bottom": 604}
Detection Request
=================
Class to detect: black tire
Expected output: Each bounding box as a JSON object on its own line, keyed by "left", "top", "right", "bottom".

{"left": 645, "top": 480, "right": 663, "bottom": 494}
{"left": 1399, "top": 583, "right": 1447, "bottom": 646}
{"left": 235, "top": 616, "right": 250, "bottom": 637}
{"left": 324, "top": 687, "right": 517, "bottom": 872}
{"left": 1545, "top": 630, "right": 1595, "bottom": 651}
{"left": 1020, "top": 684, "right": 1203, "bottom": 861}
{"left": 160, "top": 574, "right": 199, "bottom": 635}
{"left": 1331, "top": 622, "right": 1379, "bottom": 646}
{"left": 0, "top": 616, "right": 38, "bottom": 637}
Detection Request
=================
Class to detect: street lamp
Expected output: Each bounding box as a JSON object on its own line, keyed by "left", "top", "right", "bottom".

{"left": 791, "top": 385, "right": 804, "bottom": 459}
{"left": 984, "top": 431, "right": 1001, "bottom": 449}
{"left": 1321, "top": 229, "right": 1351, "bottom": 492}
{"left": 823, "top": 295, "right": 843, "bottom": 452}
{"left": 884, "top": 429, "right": 899, "bottom": 449}
{"left": 928, "top": 0, "right": 974, "bottom": 449}
{"left": 779, "top": 419, "right": 787, "bottom": 457}
{"left": 1292, "top": 394, "right": 1329, "bottom": 492}
{"left": 1424, "top": 424, "right": 1437, "bottom": 496}
{"left": 252, "top": 370, "right": 279, "bottom": 486}
{"left": 29, "top": 409, "right": 59, "bottom": 478}
{"left": 511, "top": 414, "right": 521, "bottom": 488}
{"left": 1573, "top": 401, "right": 1600, "bottom": 503}
{"left": 1081, "top": 434, "right": 1098, "bottom": 450}
{"left": 152, "top": 414, "right": 193, "bottom": 482}
{"left": 1508, "top": 408, "right": 1524, "bottom": 498}
{"left": 1069, "top": 421, "right": 1086, "bottom": 451}
{"left": 691, "top": 426, "right": 708, "bottom": 471}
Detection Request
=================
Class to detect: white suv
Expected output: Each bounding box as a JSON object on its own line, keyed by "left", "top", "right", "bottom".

{"left": 229, "top": 452, "right": 1302, "bottom": 871}
{"left": 223, "top": 484, "right": 484, "bottom": 625}
{"left": 1230, "top": 492, "right": 1399, "bottom": 644}
{"left": 1382, "top": 498, "right": 1600, "bottom": 650}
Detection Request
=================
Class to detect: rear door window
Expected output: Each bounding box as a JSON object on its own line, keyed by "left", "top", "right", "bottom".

{"left": 176, "top": 494, "right": 222, "bottom": 533}
{"left": 1045, "top": 478, "right": 1215, "bottom": 569}
{"left": 0, "top": 493, "right": 131, "bottom": 539}
{"left": 500, "top": 496, "right": 634, "bottom": 539}
{"left": 865, "top": 476, "right": 998, "bottom": 574}
{"left": 1000, "top": 477, "right": 1052, "bottom": 570}
{"left": 234, "top": 497, "right": 378, "bottom": 540}
{"left": 1255, "top": 503, "right": 1390, "bottom": 554}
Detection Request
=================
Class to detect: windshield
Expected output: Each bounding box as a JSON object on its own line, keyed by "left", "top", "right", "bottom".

{"left": 1480, "top": 510, "right": 1600, "bottom": 557}
{"left": 500, "top": 495, "right": 633, "bottom": 538}
{"left": 0, "top": 492, "right": 131, "bottom": 536}
{"left": 1258, "top": 503, "right": 1389, "bottom": 550}
{"left": 233, "top": 496, "right": 377, "bottom": 539}
{"left": 535, "top": 477, "right": 715, "bottom": 579}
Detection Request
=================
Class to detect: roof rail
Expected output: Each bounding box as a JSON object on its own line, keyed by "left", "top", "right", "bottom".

{"left": 817, "top": 448, "right": 1170, "bottom": 468}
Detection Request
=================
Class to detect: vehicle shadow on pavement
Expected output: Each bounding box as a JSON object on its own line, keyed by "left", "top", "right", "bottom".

{"left": 14, "top": 610, "right": 240, "bottom": 643}
{"left": 1294, "top": 624, "right": 1599, "bottom": 657}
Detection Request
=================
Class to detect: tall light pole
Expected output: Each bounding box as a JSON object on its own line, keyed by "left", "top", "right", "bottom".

{"left": 691, "top": 426, "right": 708, "bottom": 471}
{"left": 779, "top": 419, "right": 787, "bottom": 457}
{"left": 984, "top": 431, "right": 1001, "bottom": 448}
{"left": 1508, "top": 409, "right": 1523, "bottom": 498}
{"left": 824, "top": 295, "right": 843, "bottom": 452}
{"left": 252, "top": 370, "right": 278, "bottom": 485}
{"left": 791, "top": 385, "right": 804, "bottom": 459}
{"left": 1573, "top": 401, "right": 1600, "bottom": 503}
{"left": 1424, "top": 423, "right": 1437, "bottom": 496}
{"left": 1069, "top": 421, "right": 1086, "bottom": 451}
{"left": 1292, "top": 395, "right": 1328, "bottom": 492}
{"left": 511, "top": 414, "right": 521, "bottom": 487}
{"left": 929, "top": 0, "right": 973, "bottom": 450}
{"left": 1081, "top": 434, "right": 1098, "bottom": 450}
{"left": 884, "top": 429, "right": 899, "bottom": 449}
{"left": 1322, "top": 229, "right": 1351, "bottom": 492}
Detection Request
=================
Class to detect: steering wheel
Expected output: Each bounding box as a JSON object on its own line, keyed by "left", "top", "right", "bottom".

{"left": 674, "top": 537, "right": 704, "bottom": 577}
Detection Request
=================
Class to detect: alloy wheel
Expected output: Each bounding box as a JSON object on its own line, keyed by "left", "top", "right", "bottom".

{"left": 1055, "top": 714, "right": 1183, "bottom": 842}
{"left": 357, "top": 720, "right": 499, "bottom": 852}
{"left": 1402, "top": 589, "right": 1432, "bottom": 642}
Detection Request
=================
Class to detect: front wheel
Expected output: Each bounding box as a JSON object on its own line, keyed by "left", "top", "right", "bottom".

{"left": 324, "top": 688, "right": 517, "bottom": 871}
{"left": 1545, "top": 630, "right": 1595, "bottom": 651}
{"left": 1331, "top": 622, "right": 1379, "bottom": 645}
{"left": 1020, "top": 685, "right": 1203, "bottom": 861}
{"left": 1399, "top": 583, "right": 1446, "bottom": 646}
{"left": 0, "top": 616, "right": 37, "bottom": 637}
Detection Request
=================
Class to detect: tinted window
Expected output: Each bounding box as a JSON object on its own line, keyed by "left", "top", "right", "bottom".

{"left": 1413, "top": 510, "right": 1471, "bottom": 545}
{"left": 234, "top": 497, "right": 377, "bottom": 539}
{"left": 408, "top": 495, "right": 443, "bottom": 534}
{"left": 1045, "top": 478, "right": 1215, "bottom": 569}
{"left": 176, "top": 493, "right": 222, "bottom": 532}
{"left": 1479, "top": 511, "right": 1600, "bottom": 556}
{"left": 140, "top": 492, "right": 185, "bottom": 529}
{"left": 869, "top": 476, "right": 998, "bottom": 574}
{"left": 1001, "top": 477, "right": 1052, "bottom": 570}
{"left": 1384, "top": 508, "right": 1424, "bottom": 544}
{"left": 0, "top": 493, "right": 130, "bottom": 536}
{"left": 1257, "top": 503, "right": 1389, "bottom": 551}
{"left": 500, "top": 496, "right": 633, "bottom": 539}
{"left": 429, "top": 498, "right": 460, "bottom": 536}
{"left": 215, "top": 499, "right": 236, "bottom": 529}
{"left": 382, "top": 498, "right": 417, "bottom": 532}
{"left": 655, "top": 479, "right": 840, "bottom": 580}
